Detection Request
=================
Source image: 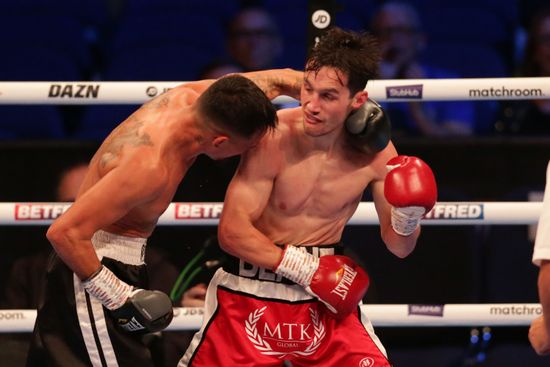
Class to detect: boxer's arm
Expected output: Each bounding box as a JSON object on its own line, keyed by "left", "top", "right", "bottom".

{"left": 46, "top": 161, "right": 165, "bottom": 280}
{"left": 530, "top": 260, "right": 550, "bottom": 355}
{"left": 370, "top": 144, "right": 419, "bottom": 258}
{"left": 169, "top": 69, "right": 303, "bottom": 102}
{"left": 241, "top": 68, "right": 303, "bottom": 100}
{"left": 540, "top": 261, "right": 550, "bottom": 329}
{"left": 218, "top": 143, "right": 283, "bottom": 270}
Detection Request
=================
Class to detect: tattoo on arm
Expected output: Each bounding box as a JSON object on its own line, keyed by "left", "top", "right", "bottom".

{"left": 289, "top": 76, "right": 303, "bottom": 96}
{"left": 249, "top": 75, "right": 302, "bottom": 99}
{"left": 247, "top": 76, "right": 271, "bottom": 95}
{"left": 99, "top": 116, "right": 154, "bottom": 168}
{"left": 142, "top": 95, "right": 170, "bottom": 109}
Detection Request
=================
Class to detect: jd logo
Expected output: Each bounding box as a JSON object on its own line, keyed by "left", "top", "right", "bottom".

{"left": 311, "top": 10, "right": 331, "bottom": 29}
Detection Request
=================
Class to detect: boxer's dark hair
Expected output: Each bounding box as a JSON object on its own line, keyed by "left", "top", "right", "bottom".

{"left": 197, "top": 75, "right": 277, "bottom": 138}
{"left": 306, "top": 27, "right": 380, "bottom": 94}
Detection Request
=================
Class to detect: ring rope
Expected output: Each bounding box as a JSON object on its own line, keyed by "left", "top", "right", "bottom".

{"left": 0, "top": 202, "right": 542, "bottom": 226}
{"left": 0, "top": 304, "right": 541, "bottom": 333}
{"left": 0, "top": 77, "right": 548, "bottom": 105}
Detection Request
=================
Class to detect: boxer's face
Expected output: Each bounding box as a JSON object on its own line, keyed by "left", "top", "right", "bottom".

{"left": 301, "top": 66, "right": 355, "bottom": 137}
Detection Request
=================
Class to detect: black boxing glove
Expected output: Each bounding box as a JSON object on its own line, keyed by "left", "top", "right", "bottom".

{"left": 82, "top": 265, "right": 173, "bottom": 333}
{"left": 345, "top": 98, "right": 391, "bottom": 154}
{"left": 111, "top": 289, "right": 174, "bottom": 333}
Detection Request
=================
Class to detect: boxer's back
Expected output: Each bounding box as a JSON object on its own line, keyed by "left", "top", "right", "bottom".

{"left": 78, "top": 86, "right": 200, "bottom": 237}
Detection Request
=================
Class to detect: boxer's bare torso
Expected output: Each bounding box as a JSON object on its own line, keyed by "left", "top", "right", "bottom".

{"left": 252, "top": 107, "right": 395, "bottom": 245}
{"left": 48, "top": 81, "right": 227, "bottom": 278}
{"left": 219, "top": 67, "right": 399, "bottom": 270}
{"left": 80, "top": 86, "right": 202, "bottom": 238}
{"left": 47, "top": 70, "right": 304, "bottom": 279}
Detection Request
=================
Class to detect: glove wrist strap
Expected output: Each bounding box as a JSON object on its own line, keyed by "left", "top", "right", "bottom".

{"left": 391, "top": 206, "right": 425, "bottom": 236}
{"left": 82, "top": 265, "right": 132, "bottom": 310}
{"left": 274, "top": 245, "right": 319, "bottom": 287}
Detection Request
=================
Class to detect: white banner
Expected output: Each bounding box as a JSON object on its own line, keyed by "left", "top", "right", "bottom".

{"left": 0, "top": 304, "right": 541, "bottom": 333}
{"left": 0, "top": 202, "right": 542, "bottom": 226}
{"left": 0, "top": 77, "right": 548, "bottom": 104}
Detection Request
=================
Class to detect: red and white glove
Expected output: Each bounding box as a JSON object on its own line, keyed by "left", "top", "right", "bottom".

{"left": 274, "top": 246, "right": 369, "bottom": 318}
{"left": 385, "top": 155, "right": 437, "bottom": 236}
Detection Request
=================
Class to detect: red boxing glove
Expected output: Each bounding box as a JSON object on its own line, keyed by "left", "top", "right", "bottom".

{"left": 308, "top": 255, "right": 370, "bottom": 317}
{"left": 274, "top": 246, "right": 369, "bottom": 318}
{"left": 385, "top": 155, "right": 437, "bottom": 236}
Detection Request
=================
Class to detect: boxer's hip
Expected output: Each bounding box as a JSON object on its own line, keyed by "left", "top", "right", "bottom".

{"left": 91, "top": 229, "right": 147, "bottom": 266}
{"left": 222, "top": 243, "right": 343, "bottom": 285}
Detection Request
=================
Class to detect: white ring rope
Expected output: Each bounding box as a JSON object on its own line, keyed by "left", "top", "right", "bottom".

{"left": 0, "top": 202, "right": 542, "bottom": 226}
{"left": 0, "top": 77, "right": 548, "bottom": 105}
{"left": 0, "top": 304, "right": 541, "bottom": 333}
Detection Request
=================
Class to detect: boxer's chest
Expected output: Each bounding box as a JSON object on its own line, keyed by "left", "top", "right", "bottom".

{"left": 271, "top": 152, "right": 374, "bottom": 215}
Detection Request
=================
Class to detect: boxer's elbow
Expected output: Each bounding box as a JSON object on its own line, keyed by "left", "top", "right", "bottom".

{"left": 387, "top": 243, "right": 415, "bottom": 259}
{"left": 217, "top": 220, "right": 239, "bottom": 256}
{"left": 46, "top": 221, "right": 64, "bottom": 246}
{"left": 46, "top": 221, "right": 77, "bottom": 254}
{"left": 381, "top": 228, "right": 417, "bottom": 259}
{"left": 218, "top": 211, "right": 259, "bottom": 258}
{"left": 218, "top": 233, "right": 242, "bottom": 259}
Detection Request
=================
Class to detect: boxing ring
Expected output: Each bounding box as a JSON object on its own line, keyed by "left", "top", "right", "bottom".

{"left": 0, "top": 76, "right": 548, "bottom": 334}
{"left": 0, "top": 201, "right": 544, "bottom": 333}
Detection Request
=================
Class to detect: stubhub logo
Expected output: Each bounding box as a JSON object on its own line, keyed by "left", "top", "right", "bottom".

{"left": 408, "top": 304, "right": 444, "bottom": 317}
{"left": 385, "top": 84, "right": 423, "bottom": 99}
{"left": 424, "top": 203, "right": 484, "bottom": 220}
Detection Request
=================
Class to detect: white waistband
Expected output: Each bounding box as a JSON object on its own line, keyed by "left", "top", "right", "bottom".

{"left": 91, "top": 230, "right": 146, "bottom": 266}
{"left": 213, "top": 268, "right": 312, "bottom": 302}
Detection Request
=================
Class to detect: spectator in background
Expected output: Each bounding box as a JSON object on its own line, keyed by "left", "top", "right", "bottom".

{"left": 4, "top": 163, "right": 89, "bottom": 310}
{"left": 198, "top": 61, "right": 243, "bottom": 80}
{"left": 495, "top": 7, "right": 550, "bottom": 135}
{"left": 1, "top": 162, "right": 197, "bottom": 366}
{"left": 1, "top": 163, "right": 89, "bottom": 366}
{"left": 226, "top": 6, "right": 283, "bottom": 71}
{"left": 369, "top": 1, "right": 475, "bottom": 137}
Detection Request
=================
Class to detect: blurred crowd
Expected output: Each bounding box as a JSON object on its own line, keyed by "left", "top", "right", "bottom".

{"left": 1, "top": 1, "right": 550, "bottom": 366}
{"left": 0, "top": 0, "right": 549, "bottom": 140}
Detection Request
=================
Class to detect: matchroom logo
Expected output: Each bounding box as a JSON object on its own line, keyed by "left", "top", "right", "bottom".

{"left": 0, "top": 311, "right": 26, "bottom": 320}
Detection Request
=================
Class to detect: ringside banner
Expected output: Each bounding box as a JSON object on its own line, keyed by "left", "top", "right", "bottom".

{"left": 0, "top": 202, "right": 542, "bottom": 225}
{"left": 0, "top": 78, "right": 548, "bottom": 104}
{"left": 0, "top": 304, "right": 541, "bottom": 333}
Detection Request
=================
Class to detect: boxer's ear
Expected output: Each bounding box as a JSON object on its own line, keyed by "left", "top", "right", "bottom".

{"left": 212, "top": 136, "right": 229, "bottom": 148}
{"left": 351, "top": 91, "right": 368, "bottom": 109}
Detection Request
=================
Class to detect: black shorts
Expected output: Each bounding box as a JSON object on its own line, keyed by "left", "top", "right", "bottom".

{"left": 27, "top": 231, "right": 154, "bottom": 367}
